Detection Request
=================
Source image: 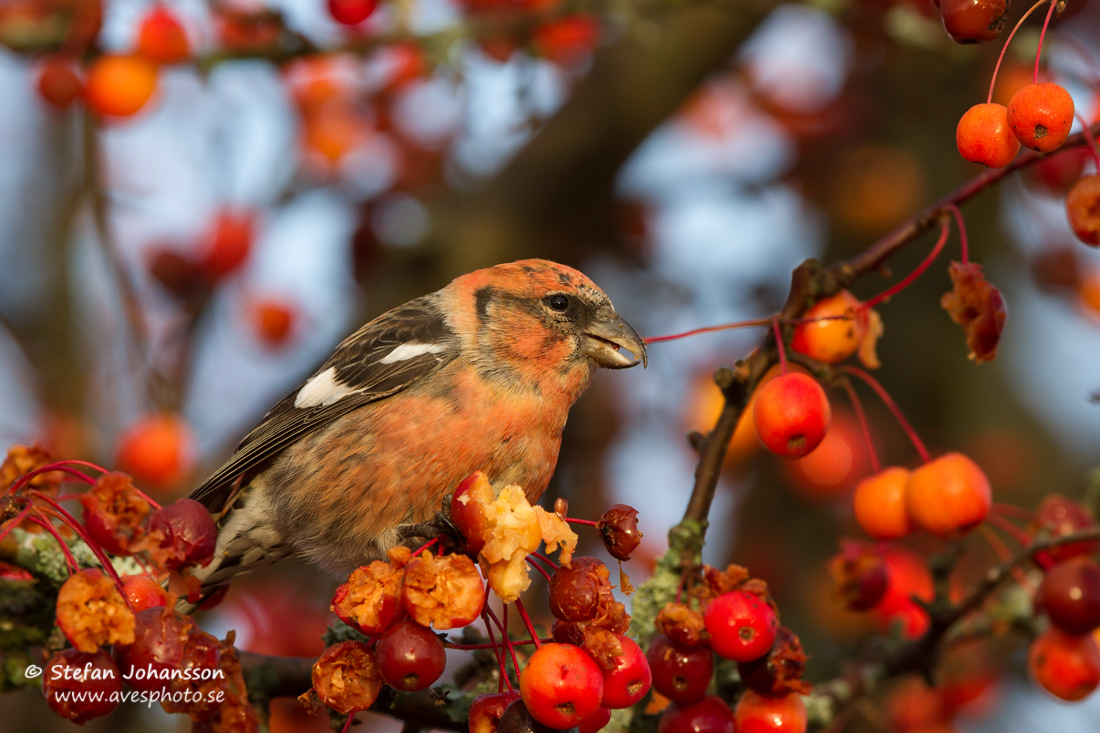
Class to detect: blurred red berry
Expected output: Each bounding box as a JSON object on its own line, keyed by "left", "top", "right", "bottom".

{"left": 136, "top": 4, "right": 190, "bottom": 64}
{"left": 115, "top": 413, "right": 194, "bottom": 489}
{"left": 328, "top": 0, "right": 377, "bottom": 25}
{"left": 37, "top": 57, "right": 83, "bottom": 110}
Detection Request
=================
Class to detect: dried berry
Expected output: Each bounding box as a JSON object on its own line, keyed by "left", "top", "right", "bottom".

{"left": 56, "top": 568, "right": 136, "bottom": 652}
{"left": 311, "top": 641, "right": 384, "bottom": 714}
{"left": 402, "top": 552, "right": 485, "bottom": 630}
{"left": 597, "top": 504, "right": 642, "bottom": 561}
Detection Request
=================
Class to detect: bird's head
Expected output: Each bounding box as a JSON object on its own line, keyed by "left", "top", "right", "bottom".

{"left": 448, "top": 260, "right": 646, "bottom": 386}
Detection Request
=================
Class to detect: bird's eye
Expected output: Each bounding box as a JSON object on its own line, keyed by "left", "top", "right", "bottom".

{"left": 548, "top": 295, "right": 570, "bottom": 312}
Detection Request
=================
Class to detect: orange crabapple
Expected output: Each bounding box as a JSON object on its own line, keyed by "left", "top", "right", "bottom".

{"left": 469, "top": 692, "right": 520, "bottom": 733}
{"left": 121, "top": 574, "right": 169, "bottom": 611}
{"left": 956, "top": 103, "right": 1020, "bottom": 168}
{"left": 904, "top": 453, "right": 991, "bottom": 537}
{"left": 753, "top": 372, "right": 831, "bottom": 459}
{"left": 200, "top": 209, "right": 255, "bottom": 280}
{"left": 783, "top": 415, "right": 870, "bottom": 501}
{"left": 790, "top": 290, "right": 866, "bottom": 363}
{"left": 1007, "top": 82, "right": 1075, "bottom": 154}
{"left": 852, "top": 466, "right": 914, "bottom": 540}
{"left": 114, "top": 413, "right": 194, "bottom": 490}
{"left": 1066, "top": 175, "right": 1100, "bottom": 247}
{"left": 84, "top": 54, "right": 158, "bottom": 118}
{"left": 249, "top": 297, "right": 297, "bottom": 347}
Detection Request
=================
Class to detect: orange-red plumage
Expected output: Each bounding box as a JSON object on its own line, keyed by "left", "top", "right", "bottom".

{"left": 183, "top": 260, "right": 645, "bottom": 607}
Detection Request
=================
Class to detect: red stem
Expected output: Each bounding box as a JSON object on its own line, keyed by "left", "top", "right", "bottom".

{"left": 0, "top": 503, "right": 34, "bottom": 546}
{"left": 529, "top": 551, "right": 560, "bottom": 570}
{"left": 945, "top": 204, "right": 968, "bottom": 264}
{"left": 7, "top": 464, "right": 96, "bottom": 496}
{"left": 978, "top": 524, "right": 1035, "bottom": 591}
{"left": 1076, "top": 113, "right": 1100, "bottom": 171}
{"left": 987, "top": 0, "right": 1050, "bottom": 103}
{"left": 841, "top": 378, "right": 880, "bottom": 474}
{"left": 842, "top": 366, "right": 931, "bottom": 463}
{"left": 25, "top": 514, "right": 80, "bottom": 572}
{"left": 446, "top": 637, "right": 551, "bottom": 651}
{"left": 526, "top": 556, "right": 552, "bottom": 583}
{"left": 862, "top": 217, "right": 950, "bottom": 310}
{"left": 1034, "top": 0, "right": 1058, "bottom": 84}
{"left": 485, "top": 604, "right": 522, "bottom": 685}
{"left": 514, "top": 598, "right": 542, "bottom": 650}
{"left": 29, "top": 490, "right": 126, "bottom": 590}
{"left": 563, "top": 517, "right": 597, "bottom": 527}
{"left": 986, "top": 513, "right": 1034, "bottom": 546}
{"left": 410, "top": 537, "right": 440, "bottom": 558}
{"left": 480, "top": 611, "right": 512, "bottom": 694}
{"left": 992, "top": 502, "right": 1035, "bottom": 521}
{"left": 642, "top": 317, "right": 772, "bottom": 345}
{"left": 771, "top": 318, "right": 787, "bottom": 374}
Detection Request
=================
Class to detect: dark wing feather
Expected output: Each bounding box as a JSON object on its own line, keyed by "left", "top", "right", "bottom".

{"left": 190, "top": 296, "right": 458, "bottom": 513}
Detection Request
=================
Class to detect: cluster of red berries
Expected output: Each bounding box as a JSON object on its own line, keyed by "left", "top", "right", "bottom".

{"left": 951, "top": 0, "right": 1100, "bottom": 249}
{"left": 957, "top": 81, "right": 1077, "bottom": 169}
{"left": 37, "top": 3, "right": 190, "bottom": 117}
{"left": 749, "top": 289, "right": 882, "bottom": 463}
{"left": 313, "top": 545, "right": 481, "bottom": 713}
{"left": 0, "top": 445, "right": 255, "bottom": 726}
{"left": 1028, "top": 497, "right": 1100, "bottom": 701}
{"left": 302, "top": 470, "right": 648, "bottom": 729}
{"left": 650, "top": 564, "right": 809, "bottom": 733}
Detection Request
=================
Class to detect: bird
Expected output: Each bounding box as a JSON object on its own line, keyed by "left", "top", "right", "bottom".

{"left": 183, "top": 259, "right": 646, "bottom": 609}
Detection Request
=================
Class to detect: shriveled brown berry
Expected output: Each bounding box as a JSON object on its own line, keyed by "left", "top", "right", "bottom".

{"left": 43, "top": 648, "right": 122, "bottom": 723}
{"left": 312, "top": 640, "right": 384, "bottom": 714}
{"left": 940, "top": 0, "right": 1007, "bottom": 44}
{"left": 80, "top": 471, "right": 151, "bottom": 556}
{"left": 737, "top": 626, "right": 812, "bottom": 697}
{"left": 597, "top": 505, "right": 642, "bottom": 561}
{"left": 548, "top": 557, "right": 605, "bottom": 622}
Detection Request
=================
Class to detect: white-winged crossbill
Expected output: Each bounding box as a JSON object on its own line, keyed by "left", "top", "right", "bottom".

{"left": 182, "top": 259, "right": 645, "bottom": 608}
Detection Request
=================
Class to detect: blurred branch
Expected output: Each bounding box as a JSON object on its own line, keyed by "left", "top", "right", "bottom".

{"left": 80, "top": 110, "right": 163, "bottom": 412}
{"left": 425, "top": 1, "right": 777, "bottom": 280}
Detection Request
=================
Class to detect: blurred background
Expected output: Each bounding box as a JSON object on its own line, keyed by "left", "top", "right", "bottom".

{"left": 1, "top": 0, "right": 1100, "bottom": 730}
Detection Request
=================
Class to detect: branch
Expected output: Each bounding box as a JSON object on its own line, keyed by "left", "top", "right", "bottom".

{"left": 807, "top": 525, "right": 1100, "bottom": 728}
{"left": 672, "top": 124, "right": 1100, "bottom": 559}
